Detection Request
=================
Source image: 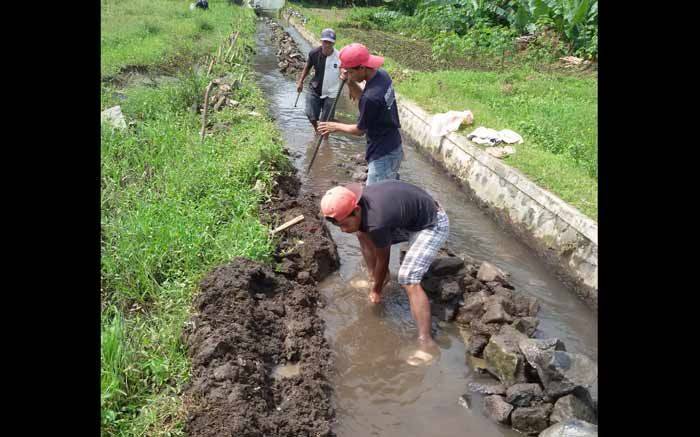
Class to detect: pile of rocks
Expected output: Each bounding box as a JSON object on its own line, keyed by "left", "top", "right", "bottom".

{"left": 416, "top": 249, "right": 598, "bottom": 436}
{"left": 265, "top": 18, "right": 306, "bottom": 76}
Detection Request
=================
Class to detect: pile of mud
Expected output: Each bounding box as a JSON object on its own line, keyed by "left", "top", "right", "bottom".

{"left": 333, "top": 153, "right": 368, "bottom": 184}
{"left": 182, "top": 166, "right": 340, "bottom": 436}
{"left": 263, "top": 18, "right": 306, "bottom": 76}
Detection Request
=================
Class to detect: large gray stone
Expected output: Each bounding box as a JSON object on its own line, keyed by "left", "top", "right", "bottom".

{"left": 439, "top": 280, "right": 463, "bottom": 302}
{"left": 513, "top": 293, "right": 540, "bottom": 317}
{"left": 550, "top": 394, "right": 597, "bottom": 425}
{"left": 536, "top": 352, "right": 598, "bottom": 405}
{"left": 461, "top": 275, "right": 482, "bottom": 293}
{"left": 511, "top": 403, "right": 553, "bottom": 435}
{"left": 483, "top": 329, "right": 528, "bottom": 386}
{"left": 519, "top": 338, "right": 567, "bottom": 367}
{"left": 538, "top": 419, "right": 598, "bottom": 437}
{"left": 483, "top": 395, "right": 514, "bottom": 424}
{"left": 477, "top": 261, "right": 509, "bottom": 283}
{"left": 456, "top": 291, "right": 489, "bottom": 324}
{"left": 466, "top": 334, "right": 490, "bottom": 357}
{"left": 470, "top": 319, "right": 502, "bottom": 337}
{"left": 458, "top": 393, "right": 471, "bottom": 410}
{"left": 493, "top": 285, "right": 514, "bottom": 300}
{"left": 467, "top": 380, "right": 506, "bottom": 395}
{"left": 512, "top": 317, "right": 540, "bottom": 336}
{"left": 499, "top": 324, "right": 529, "bottom": 341}
{"left": 481, "top": 295, "right": 515, "bottom": 324}
{"left": 506, "top": 383, "right": 544, "bottom": 407}
{"left": 427, "top": 256, "right": 465, "bottom": 276}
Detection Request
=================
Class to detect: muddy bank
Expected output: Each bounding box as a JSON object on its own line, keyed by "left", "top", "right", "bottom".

{"left": 182, "top": 165, "right": 340, "bottom": 436}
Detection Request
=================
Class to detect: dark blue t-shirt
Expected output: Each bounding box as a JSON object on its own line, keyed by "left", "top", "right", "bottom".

{"left": 357, "top": 69, "right": 402, "bottom": 163}
{"left": 359, "top": 180, "right": 438, "bottom": 249}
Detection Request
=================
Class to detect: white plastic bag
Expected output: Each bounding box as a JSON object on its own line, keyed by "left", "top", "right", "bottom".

{"left": 467, "top": 126, "right": 523, "bottom": 145}
{"left": 430, "top": 110, "right": 474, "bottom": 137}
{"left": 101, "top": 105, "right": 127, "bottom": 130}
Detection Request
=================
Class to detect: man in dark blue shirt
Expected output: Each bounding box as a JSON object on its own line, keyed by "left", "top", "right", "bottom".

{"left": 317, "top": 43, "right": 403, "bottom": 185}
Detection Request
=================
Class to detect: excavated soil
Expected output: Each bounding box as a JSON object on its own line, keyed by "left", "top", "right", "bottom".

{"left": 182, "top": 166, "right": 341, "bottom": 437}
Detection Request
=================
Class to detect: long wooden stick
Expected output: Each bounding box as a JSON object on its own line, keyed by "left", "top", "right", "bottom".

{"left": 200, "top": 81, "right": 214, "bottom": 141}
{"left": 224, "top": 31, "right": 240, "bottom": 62}
{"left": 306, "top": 79, "right": 347, "bottom": 173}
{"left": 271, "top": 215, "right": 305, "bottom": 235}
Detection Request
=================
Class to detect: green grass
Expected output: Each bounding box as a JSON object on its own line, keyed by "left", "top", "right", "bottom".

{"left": 286, "top": 4, "right": 597, "bottom": 219}
{"left": 101, "top": 0, "right": 241, "bottom": 78}
{"left": 101, "top": 2, "right": 289, "bottom": 435}
{"left": 397, "top": 69, "right": 597, "bottom": 218}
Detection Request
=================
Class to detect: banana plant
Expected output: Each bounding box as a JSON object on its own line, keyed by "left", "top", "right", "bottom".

{"left": 512, "top": 0, "right": 552, "bottom": 33}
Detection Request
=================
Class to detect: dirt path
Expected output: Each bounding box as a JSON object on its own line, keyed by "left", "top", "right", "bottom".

{"left": 182, "top": 166, "right": 341, "bottom": 437}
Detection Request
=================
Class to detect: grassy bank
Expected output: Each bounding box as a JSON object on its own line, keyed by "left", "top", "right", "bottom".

{"left": 101, "top": 2, "right": 288, "bottom": 435}
{"left": 286, "top": 4, "right": 597, "bottom": 219}
{"left": 101, "top": 0, "right": 237, "bottom": 78}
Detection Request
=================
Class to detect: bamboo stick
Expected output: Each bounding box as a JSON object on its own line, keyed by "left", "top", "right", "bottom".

{"left": 271, "top": 215, "right": 305, "bottom": 235}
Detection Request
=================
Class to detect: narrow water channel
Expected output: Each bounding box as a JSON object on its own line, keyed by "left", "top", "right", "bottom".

{"left": 253, "top": 18, "right": 597, "bottom": 437}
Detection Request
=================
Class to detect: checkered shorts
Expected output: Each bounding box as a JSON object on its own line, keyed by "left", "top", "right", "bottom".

{"left": 398, "top": 208, "right": 450, "bottom": 285}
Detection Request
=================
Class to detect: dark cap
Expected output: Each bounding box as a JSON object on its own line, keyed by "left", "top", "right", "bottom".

{"left": 320, "top": 28, "right": 336, "bottom": 43}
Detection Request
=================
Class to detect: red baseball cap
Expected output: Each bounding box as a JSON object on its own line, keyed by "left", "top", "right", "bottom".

{"left": 339, "top": 43, "right": 384, "bottom": 69}
{"left": 320, "top": 183, "right": 363, "bottom": 221}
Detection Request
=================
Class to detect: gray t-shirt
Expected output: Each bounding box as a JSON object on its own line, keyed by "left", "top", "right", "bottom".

{"left": 358, "top": 180, "right": 438, "bottom": 248}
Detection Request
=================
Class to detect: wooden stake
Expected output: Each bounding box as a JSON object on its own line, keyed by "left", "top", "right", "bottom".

{"left": 226, "top": 31, "right": 241, "bottom": 63}
{"left": 224, "top": 31, "right": 239, "bottom": 61}
{"left": 271, "top": 215, "right": 305, "bottom": 235}
{"left": 207, "top": 56, "right": 215, "bottom": 76}
{"left": 200, "top": 81, "right": 214, "bottom": 141}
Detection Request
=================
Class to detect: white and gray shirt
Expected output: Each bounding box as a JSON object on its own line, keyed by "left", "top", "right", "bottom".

{"left": 305, "top": 47, "right": 340, "bottom": 98}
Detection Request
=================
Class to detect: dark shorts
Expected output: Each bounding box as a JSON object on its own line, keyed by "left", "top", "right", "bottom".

{"left": 305, "top": 93, "right": 336, "bottom": 122}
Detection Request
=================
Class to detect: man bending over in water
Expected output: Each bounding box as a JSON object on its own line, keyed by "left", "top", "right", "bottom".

{"left": 320, "top": 180, "right": 449, "bottom": 350}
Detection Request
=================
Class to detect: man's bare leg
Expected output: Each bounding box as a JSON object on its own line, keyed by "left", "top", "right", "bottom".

{"left": 403, "top": 283, "right": 435, "bottom": 346}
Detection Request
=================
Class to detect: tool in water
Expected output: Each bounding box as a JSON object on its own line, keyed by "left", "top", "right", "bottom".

{"left": 294, "top": 91, "right": 301, "bottom": 107}
{"left": 306, "top": 79, "right": 347, "bottom": 173}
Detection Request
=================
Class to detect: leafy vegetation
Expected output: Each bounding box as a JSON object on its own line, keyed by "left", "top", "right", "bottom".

{"left": 101, "top": 1, "right": 289, "bottom": 434}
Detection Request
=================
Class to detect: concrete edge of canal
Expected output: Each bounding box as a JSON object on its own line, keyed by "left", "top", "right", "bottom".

{"left": 283, "top": 13, "right": 598, "bottom": 311}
